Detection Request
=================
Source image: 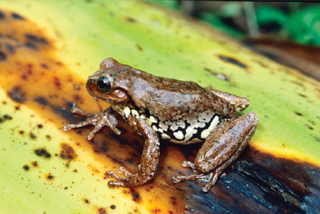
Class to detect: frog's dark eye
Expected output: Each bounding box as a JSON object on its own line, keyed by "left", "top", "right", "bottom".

{"left": 97, "top": 76, "right": 111, "bottom": 92}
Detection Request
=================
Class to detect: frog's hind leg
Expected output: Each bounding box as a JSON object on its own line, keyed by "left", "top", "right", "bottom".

{"left": 172, "top": 112, "right": 258, "bottom": 192}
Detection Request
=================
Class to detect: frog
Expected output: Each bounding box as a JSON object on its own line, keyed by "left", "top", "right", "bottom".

{"left": 63, "top": 58, "right": 259, "bottom": 192}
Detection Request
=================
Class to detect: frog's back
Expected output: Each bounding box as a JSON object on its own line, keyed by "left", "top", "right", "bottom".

{"left": 128, "top": 72, "right": 235, "bottom": 117}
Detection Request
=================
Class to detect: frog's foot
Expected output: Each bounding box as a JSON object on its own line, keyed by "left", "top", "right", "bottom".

{"left": 105, "top": 167, "right": 150, "bottom": 188}
{"left": 172, "top": 161, "right": 220, "bottom": 192}
{"left": 62, "top": 106, "right": 121, "bottom": 140}
{"left": 106, "top": 167, "right": 132, "bottom": 182}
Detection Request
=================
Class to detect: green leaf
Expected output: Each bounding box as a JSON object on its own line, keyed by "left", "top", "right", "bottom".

{"left": 146, "top": 0, "right": 180, "bottom": 10}
{"left": 286, "top": 4, "right": 320, "bottom": 45}
{"left": 199, "top": 12, "right": 244, "bottom": 39}
{"left": 218, "top": 2, "right": 242, "bottom": 18}
{"left": 256, "top": 4, "right": 288, "bottom": 26}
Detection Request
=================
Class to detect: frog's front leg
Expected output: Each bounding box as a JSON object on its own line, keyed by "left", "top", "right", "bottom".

{"left": 62, "top": 106, "right": 121, "bottom": 140}
{"left": 172, "top": 112, "right": 259, "bottom": 192}
{"left": 106, "top": 115, "right": 160, "bottom": 188}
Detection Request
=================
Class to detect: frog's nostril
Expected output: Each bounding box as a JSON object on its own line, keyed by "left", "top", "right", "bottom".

{"left": 86, "top": 79, "right": 94, "bottom": 89}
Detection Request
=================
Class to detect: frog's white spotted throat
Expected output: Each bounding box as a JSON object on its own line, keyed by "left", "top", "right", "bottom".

{"left": 121, "top": 106, "right": 221, "bottom": 143}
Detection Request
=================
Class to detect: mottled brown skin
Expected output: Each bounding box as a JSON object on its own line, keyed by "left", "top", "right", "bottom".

{"left": 63, "top": 58, "right": 259, "bottom": 192}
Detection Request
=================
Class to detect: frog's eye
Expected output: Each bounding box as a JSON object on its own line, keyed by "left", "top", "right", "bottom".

{"left": 97, "top": 76, "right": 111, "bottom": 92}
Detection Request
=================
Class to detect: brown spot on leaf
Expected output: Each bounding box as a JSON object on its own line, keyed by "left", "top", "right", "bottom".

{"left": 136, "top": 44, "right": 143, "bottom": 51}
{"left": 0, "top": 51, "right": 7, "bottom": 61}
{"left": 298, "top": 93, "right": 307, "bottom": 98}
{"left": 41, "top": 63, "right": 49, "bottom": 69}
{"left": 34, "top": 97, "right": 48, "bottom": 106}
{"left": 34, "top": 148, "right": 51, "bottom": 158}
{"left": 305, "top": 124, "right": 314, "bottom": 130}
{"left": 7, "top": 86, "right": 26, "bottom": 103}
{"left": 3, "top": 114, "right": 12, "bottom": 120}
{"left": 218, "top": 55, "right": 248, "bottom": 68}
{"left": 11, "top": 13, "right": 24, "bottom": 20}
{"left": 6, "top": 43, "right": 15, "bottom": 54}
{"left": 60, "top": 143, "right": 77, "bottom": 160}
{"left": 0, "top": 114, "right": 12, "bottom": 123}
{"left": 29, "top": 132, "right": 37, "bottom": 139}
{"left": 32, "top": 161, "right": 38, "bottom": 167}
{"left": 23, "top": 165, "right": 30, "bottom": 171}
{"left": 0, "top": 11, "right": 5, "bottom": 19}
{"left": 25, "top": 42, "right": 37, "bottom": 50}
{"left": 98, "top": 208, "right": 107, "bottom": 214}
{"left": 73, "top": 94, "right": 83, "bottom": 103}
{"left": 295, "top": 112, "right": 303, "bottom": 116}
{"left": 110, "top": 205, "right": 116, "bottom": 210}
{"left": 130, "top": 188, "right": 141, "bottom": 203}
{"left": 126, "top": 17, "right": 137, "bottom": 23}
{"left": 46, "top": 174, "right": 54, "bottom": 180}
{"left": 25, "top": 34, "right": 48, "bottom": 45}
{"left": 54, "top": 77, "right": 61, "bottom": 90}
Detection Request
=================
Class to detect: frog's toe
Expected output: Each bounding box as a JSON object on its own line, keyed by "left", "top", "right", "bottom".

{"left": 201, "top": 172, "right": 220, "bottom": 192}
{"left": 70, "top": 106, "right": 96, "bottom": 118}
{"left": 172, "top": 171, "right": 219, "bottom": 192}
{"left": 171, "top": 176, "right": 181, "bottom": 184}
{"left": 118, "top": 166, "right": 132, "bottom": 176}
{"left": 62, "top": 125, "right": 72, "bottom": 131}
{"left": 181, "top": 161, "right": 198, "bottom": 173}
{"left": 108, "top": 180, "right": 125, "bottom": 188}
{"left": 110, "top": 126, "right": 121, "bottom": 135}
{"left": 202, "top": 183, "right": 212, "bottom": 193}
{"left": 172, "top": 173, "right": 206, "bottom": 183}
{"left": 105, "top": 170, "right": 122, "bottom": 180}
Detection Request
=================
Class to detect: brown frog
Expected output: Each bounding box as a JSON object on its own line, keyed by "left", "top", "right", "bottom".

{"left": 63, "top": 58, "right": 259, "bottom": 192}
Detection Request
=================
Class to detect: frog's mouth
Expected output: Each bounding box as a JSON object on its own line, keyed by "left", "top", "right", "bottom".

{"left": 86, "top": 78, "right": 129, "bottom": 103}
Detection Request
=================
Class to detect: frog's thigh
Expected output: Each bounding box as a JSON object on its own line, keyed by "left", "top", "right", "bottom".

{"left": 194, "top": 112, "right": 258, "bottom": 174}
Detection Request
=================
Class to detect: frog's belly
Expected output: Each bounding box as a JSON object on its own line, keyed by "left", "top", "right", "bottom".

{"left": 121, "top": 106, "right": 221, "bottom": 144}
{"left": 150, "top": 113, "right": 221, "bottom": 144}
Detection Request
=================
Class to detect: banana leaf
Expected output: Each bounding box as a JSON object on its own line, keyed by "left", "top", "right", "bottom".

{"left": 0, "top": 1, "right": 319, "bottom": 213}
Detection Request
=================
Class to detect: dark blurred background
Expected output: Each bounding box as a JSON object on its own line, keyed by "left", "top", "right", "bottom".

{"left": 149, "top": 1, "right": 320, "bottom": 80}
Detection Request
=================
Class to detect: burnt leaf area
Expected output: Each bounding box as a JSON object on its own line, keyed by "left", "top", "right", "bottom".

{"left": 233, "top": 160, "right": 304, "bottom": 212}
{"left": 85, "top": 124, "right": 320, "bottom": 214}
{"left": 0, "top": 9, "right": 89, "bottom": 126}
{"left": 0, "top": 12, "right": 49, "bottom": 60}
{"left": 154, "top": 144, "right": 320, "bottom": 214}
